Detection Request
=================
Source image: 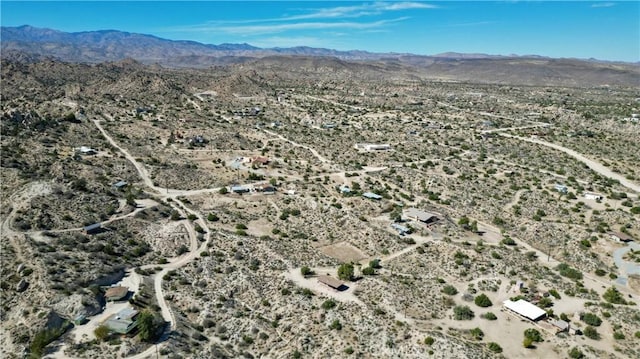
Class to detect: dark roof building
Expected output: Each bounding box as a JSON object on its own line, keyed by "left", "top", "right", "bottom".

{"left": 84, "top": 223, "right": 102, "bottom": 234}
{"left": 318, "top": 275, "right": 346, "bottom": 291}
{"left": 608, "top": 231, "right": 633, "bottom": 242}
{"left": 405, "top": 208, "right": 439, "bottom": 224}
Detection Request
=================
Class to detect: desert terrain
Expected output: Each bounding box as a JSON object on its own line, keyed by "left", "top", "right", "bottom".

{"left": 1, "top": 49, "right": 640, "bottom": 359}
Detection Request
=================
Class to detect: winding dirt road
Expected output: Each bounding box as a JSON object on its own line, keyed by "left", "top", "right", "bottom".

{"left": 499, "top": 133, "right": 640, "bottom": 193}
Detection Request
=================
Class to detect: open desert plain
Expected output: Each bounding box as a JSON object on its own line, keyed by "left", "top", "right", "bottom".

{"left": 1, "top": 3, "right": 640, "bottom": 359}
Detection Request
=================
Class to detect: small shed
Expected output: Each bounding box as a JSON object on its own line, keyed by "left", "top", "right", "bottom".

{"left": 552, "top": 319, "right": 570, "bottom": 333}
{"left": 583, "top": 192, "right": 603, "bottom": 201}
{"left": 554, "top": 184, "right": 568, "bottom": 193}
{"left": 84, "top": 223, "right": 102, "bottom": 235}
{"left": 112, "top": 180, "right": 128, "bottom": 190}
{"left": 74, "top": 314, "right": 87, "bottom": 325}
{"left": 317, "top": 275, "right": 346, "bottom": 291}
{"left": 105, "top": 286, "right": 129, "bottom": 301}
{"left": 391, "top": 223, "right": 410, "bottom": 235}
{"left": 362, "top": 192, "right": 382, "bottom": 200}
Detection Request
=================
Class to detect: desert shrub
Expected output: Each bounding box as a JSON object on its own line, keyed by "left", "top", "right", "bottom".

{"left": 362, "top": 267, "right": 375, "bottom": 275}
{"left": 300, "top": 266, "right": 313, "bottom": 276}
{"left": 474, "top": 293, "right": 492, "bottom": 307}
{"left": 583, "top": 326, "right": 600, "bottom": 340}
{"left": 322, "top": 299, "right": 337, "bottom": 310}
{"left": 442, "top": 285, "right": 458, "bottom": 295}
{"left": 329, "top": 319, "right": 342, "bottom": 330}
{"left": 568, "top": 347, "right": 584, "bottom": 359}
{"left": 580, "top": 312, "right": 602, "bottom": 326}
{"left": 470, "top": 327, "right": 484, "bottom": 340}
{"left": 556, "top": 263, "right": 583, "bottom": 280}
{"left": 603, "top": 287, "right": 627, "bottom": 304}
{"left": 424, "top": 336, "right": 434, "bottom": 345}
{"left": 481, "top": 312, "right": 497, "bottom": 320}
{"left": 453, "top": 305, "right": 474, "bottom": 320}
{"left": 524, "top": 328, "right": 543, "bottom": 342}
{"left": 487, "top": 342, "right": 502, "bottom": 353}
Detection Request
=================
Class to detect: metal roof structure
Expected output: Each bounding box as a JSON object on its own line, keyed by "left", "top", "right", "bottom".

{"left": 405, "top": 208, "right": 438, "bottom": 223}
{"left": 362, "top": 192, "right": 382, "bottom": 200}
{"left": 503, "top": 299, "right": 546, "bottom": 321}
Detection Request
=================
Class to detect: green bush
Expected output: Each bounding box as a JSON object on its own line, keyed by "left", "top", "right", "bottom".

{"left": 453, "top": 305, "right": 475, "bottom": 320}
{"left": 442, "top": 285, "right": 458, "bottom": 295}
{"left": 470, "top": 327, "right": 484, "bottom": 341}
{"left": 524, "top": 328, "right": 543, "bottom": 342}
{"left": 474, "top": 293, "right": 492, "bottom": 307}
{"left": 337, "top": 263, "right": 354, "bottom": 281}
{"left": 603, "top": 287, "right": 627, "bottom": 304}
{"left": 322, "top": 299, "right": 337, "bottom": 310}
{"left": 424, "top": 336, "right": 434, "bottom": 345}
{"left": 481, "top": 312, "right": 497, "bottom": 320}
{"left": 300, "top": 266, "right": 312, "bottom": 276}
{"left": 487, "top": 342, "right": 502, "bottom": 353}
{"left": 568, "top": 347, "right": 584, "bottom": 359}
{"left": 556, "top": 263, "right": 583, "bottom": 280}
{"left": 362, "top": 266, "right": 375, "bottom": 275}
{"left": 613, "top": 332, "right": 625, "bottom": 340}
{"left": 548, "top": 289, "right": 561, "bottom": 299}
{"left": 583, "top": 326, "right": 600, "bottom": 340}
{"left": 329, "top": 319, "right": 342, "bottom": 330}
{"left": 580, "top": 312, "right": 602, "bottom": 326}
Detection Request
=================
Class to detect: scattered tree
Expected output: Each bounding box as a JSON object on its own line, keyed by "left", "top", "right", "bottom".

{"left": 337, "top": 263, "right": 354, "bottom": 281}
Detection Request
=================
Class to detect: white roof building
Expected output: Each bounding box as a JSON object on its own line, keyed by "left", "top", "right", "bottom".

{"left": 503, "top": 299, "right": 546, "bottom": 321}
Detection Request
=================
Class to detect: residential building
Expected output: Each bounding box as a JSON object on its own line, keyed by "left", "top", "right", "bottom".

{"left": 317, "top": 275, "right": 346, "bottom": 291}
{"left": 104, "top": 307, "right": 139, "bottom": 334}
{"left": 405, "top": 208, "right": 439, "bottom": 224}
{"left": 608, "top": 231, "right": 633, "bottom": 242}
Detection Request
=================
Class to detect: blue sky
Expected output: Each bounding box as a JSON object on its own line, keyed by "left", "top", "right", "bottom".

{"left": 1, "top": 1, "right": 639, "bottom": 61}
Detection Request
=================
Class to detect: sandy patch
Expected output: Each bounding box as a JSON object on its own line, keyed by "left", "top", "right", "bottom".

{"left": 319, "top": 241, "right": 368, "bottom": 262}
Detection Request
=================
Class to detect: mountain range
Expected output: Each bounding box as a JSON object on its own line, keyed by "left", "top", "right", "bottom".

{"left": 2, "top": 25, "right": 639, "bottom": 87}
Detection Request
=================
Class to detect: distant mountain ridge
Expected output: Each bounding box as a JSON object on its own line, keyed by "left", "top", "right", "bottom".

{"left": 2, "top": 24, "right": 606, "bottom": 64}
{"left": 2, "top": 25, "right": 639, "bottom": 88}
